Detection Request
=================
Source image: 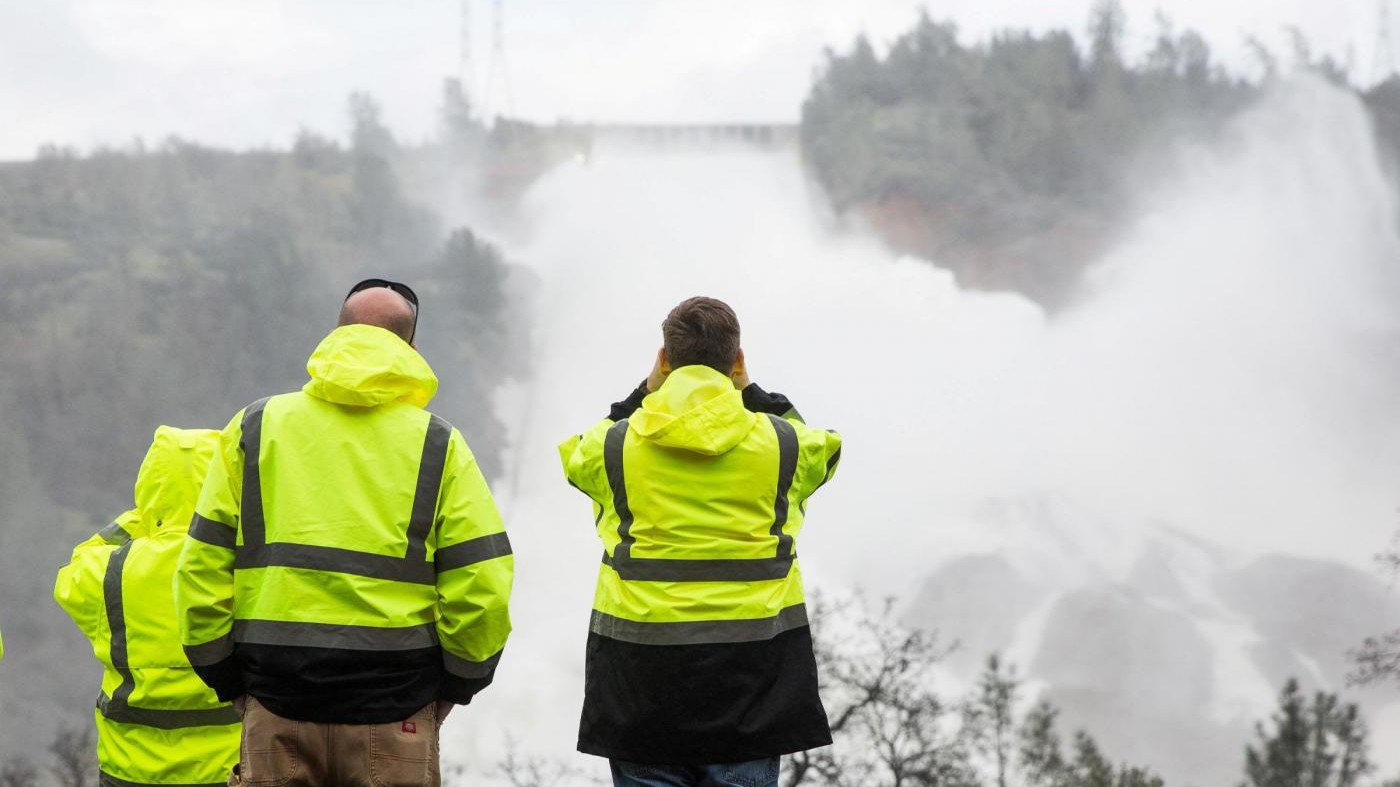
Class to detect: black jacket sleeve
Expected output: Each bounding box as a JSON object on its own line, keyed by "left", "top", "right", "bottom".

{"left": 192, "top": 656, "right": 246, "bottom": 703}
{"left": 608, "top": 380, "right": 650, "bottom": 421}
{"left": 742, "top": 382, "right": 803, "bottom": 422}
{"left": 439, "top": 672, "right": 496, "bottom": 706}
{"left": 610, "top": 379, "right": 804, "bottom": 421}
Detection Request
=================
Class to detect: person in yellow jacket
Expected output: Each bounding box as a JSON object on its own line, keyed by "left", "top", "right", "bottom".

{"left": 176, "top": 279, "right": 513, "bottom": 787}
{"left": 560, "top": 296, "right": 842, "bottom": 787}
{"left": 54, "top": 425, "right": 240, "bottom": 787}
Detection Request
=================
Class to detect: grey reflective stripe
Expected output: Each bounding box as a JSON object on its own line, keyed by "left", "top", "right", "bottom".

{"left": 233, "top": 619, "right": 438, "bottom": 651}
{"left": 817, "top": 431, "right": 840, "bottom": 490}
{"left": 802, "top": 435, "right": 840, "bottom": 516}
{"left": 589, "top": 604, "right": 810, "bottom": 646}
{"left": 235, "top": 403, "right": 447, "bottom": 584}
{"left": 404, "top": 415, "right": 451, "bottom": 562}
{"left": 98, "top": 521, "right": 131, "bottom": 546}
{"left": 97, "top": 542, "right": 237, "bottom": 732}
{"left": 603, "top": 419, "right": 635, "bottom": 563}
{"left": 183, "top": 634, "right": 235, "bottom": 667}
{"left": 766, "top": 414, "right": 798, "bottom": 560}
{"left": 97, "top": 541, "right": 234, "bottom": 731}
{"left": 188, "top": 514, "right": 236, "bottom": 550}
{"left": 435, "top": 532, "right": 513, "bottom": 573}
{"left": 102, "top": 540, "right": 136, "bottom": 712}
{"left": 239, "top": 397, "right": 271, "bottom": 548}
{"left": 601, "top": 552, "right": 792, "bottom": 582}
{"left": 236, "top": 542, "right": 435, "bottom": 585}
{"left": 96, "top": 695, "right": 239, "bottom": 729}
{"left": 600, "top": 416, "right": 800, "bottom": 583}
{"left": 101, "top": 772, "right": 228, "bottom": 787}
{"left": 443, "top": 648, "right": 502, "bottom": 679}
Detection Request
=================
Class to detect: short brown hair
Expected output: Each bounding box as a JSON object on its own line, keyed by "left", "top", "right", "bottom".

{"left": 662, "top": 296, "right": 741, "bottom": 374}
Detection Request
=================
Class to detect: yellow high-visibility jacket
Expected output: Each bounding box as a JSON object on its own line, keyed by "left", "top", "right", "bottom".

{"left": 560, "top": 365, "right": 842, "bottom": 764}
{"left": 54, "top": 426, "right": 240, "bottom": 787}
{"left": 176, "top": 324, "right": 513, "bottom": 723}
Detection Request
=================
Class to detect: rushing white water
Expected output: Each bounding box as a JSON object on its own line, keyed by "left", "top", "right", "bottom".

{"left": 438, "top": 77, "right": 1400, "bottom": 782}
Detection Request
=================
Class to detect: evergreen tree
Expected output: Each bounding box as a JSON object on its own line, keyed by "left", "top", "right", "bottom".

{"left": 1086, "top": 0, "right": 1126, "bottom": 70}
{"left": 1020, "top": 702, "right": 1067, "bottom": 787}
{"left": 1350, "top": 532, "right": 1400, "bottom": 688}
{"left": 1242, "top": 679, "right": 1372, "bottom": 787}
{"left": 964, "top": 654, "right": 1018, "bottom": 787}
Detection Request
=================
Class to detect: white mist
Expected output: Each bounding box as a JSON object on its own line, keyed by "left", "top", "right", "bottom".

{"left": 438, "top": 78, "right": 1400, "bottom": 782}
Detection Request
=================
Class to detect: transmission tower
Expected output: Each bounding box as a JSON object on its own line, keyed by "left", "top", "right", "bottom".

{"left": 482, "top": 0, "right": 514, "bottom": 122}
{"left": 458, "top": 0, "right": 474, "bottom": 103}
{"left": 1376, "top": 0, "right": 1396, "bottom": 84}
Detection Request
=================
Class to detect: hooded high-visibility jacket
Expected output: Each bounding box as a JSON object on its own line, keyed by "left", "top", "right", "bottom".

{"left": 560, "top": 365, "right": 842, "bottom": 764}
{"left": 54, "top": 426, "right": 240, "bottom": 787}
{"left": 175, "top": 324, "right": 513, "bottom": 723}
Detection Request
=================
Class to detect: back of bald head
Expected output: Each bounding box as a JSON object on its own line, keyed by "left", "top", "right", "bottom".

{"left": 339, "top": 287, "right": 416, "bottom": 343}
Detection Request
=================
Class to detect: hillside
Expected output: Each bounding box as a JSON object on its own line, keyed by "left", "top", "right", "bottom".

{"left": 798, "top": 3, "right": 1400, "bottom": 310}
{"left": 0, "top": 104, "right": 526, "bottom": 756}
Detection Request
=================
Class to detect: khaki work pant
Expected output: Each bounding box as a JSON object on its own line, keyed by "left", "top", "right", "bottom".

{"left": 234, "top": 697, "right": 442, "bottom": 787}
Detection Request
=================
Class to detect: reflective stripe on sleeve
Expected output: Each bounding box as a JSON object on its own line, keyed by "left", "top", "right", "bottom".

{"left": 188, "top": 515, "right": 236, "bottom": 550}
{"left": 232, "top": 619, "right": 439, "bottom": 651}
{"left": 98, "top": 521, "right": 132, "bottom": 546}
{"left": 589, "top": 604, "right": 810, "bottom": 646}
{"left": 435, "top": 532, "right": 513, "bottom": 573}
{"left": 235, "top": 542, "right": 435, "bottom": 585}
{"left": 182, "top": 634, "right": 235, "bottom": 667}
{"left": 443, "top": 648, "right": 502, "bottom": 679}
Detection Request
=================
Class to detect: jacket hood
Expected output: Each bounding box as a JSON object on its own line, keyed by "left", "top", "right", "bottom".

{"left": 302, "top": 324, "right": 439, "bottom": 408}
{"left": 629, "top": 365, "right": 754, "bottom": 455}
{"left": 132, "top": 426, "right": 219, "bottom": 537}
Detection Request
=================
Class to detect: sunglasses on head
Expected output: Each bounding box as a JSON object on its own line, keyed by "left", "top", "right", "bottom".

{"left": 345, "top": 278, "right": 419, "bottom": 343}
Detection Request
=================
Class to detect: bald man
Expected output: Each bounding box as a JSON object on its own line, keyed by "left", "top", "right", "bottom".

{"left": 176, "top": 278, "right": 514, "bottom": 787}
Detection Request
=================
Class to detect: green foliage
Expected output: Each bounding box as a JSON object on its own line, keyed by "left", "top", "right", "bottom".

{"left": 1086, "top": 0, "right": 1127, "bottom": 69}
{"left": 1020, "top": 702, "right": 1067, "bottom": 787}
{"left": 1350, "top": 531, "right": 1400, "bottom": 687}
{"left": 788, "top": 594, "right": 978, "bottom": 786}
{"left": 0, "top": 93, "right": 526, "bottom": 754}
{"left": 786, "top": 599, "right": 1162, "bottom": 787}
{"left": 1242, "top": 679, "right": 1371, "bottom": 787}
{"left": 964, "top": 655, "right": 1018, "bottom": 787}
{"left": 801, "top": 7, "right": 1256, "bottom": 306}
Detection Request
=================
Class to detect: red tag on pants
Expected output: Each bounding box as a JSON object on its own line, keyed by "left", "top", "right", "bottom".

{"left": 402, "top": 721, "right": 417, "bottom": 734}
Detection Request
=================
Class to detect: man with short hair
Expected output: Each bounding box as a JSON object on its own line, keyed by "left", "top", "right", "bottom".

{"left": 560, "top": 296, "right": 842, "bottom": 787}
{"left": 176, "top": 279, "right": 513, "bottom": 787}
{"left": 55, "top": 426, "right": 240, "bottom": 787}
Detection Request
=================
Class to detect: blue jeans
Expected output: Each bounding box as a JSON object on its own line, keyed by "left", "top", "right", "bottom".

{"left": 610, "top": 757, "right": 780, "bottom": 787}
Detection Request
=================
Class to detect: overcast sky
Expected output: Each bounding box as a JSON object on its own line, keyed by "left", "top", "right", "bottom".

{"left": 0, "top": 0, "right": 1380, "bottom": 159}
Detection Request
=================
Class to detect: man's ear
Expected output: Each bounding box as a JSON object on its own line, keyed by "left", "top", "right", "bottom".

{"left": 731, "top": 347, "right": 746, "bottom": 376}
{"left": 658, "top": 347, "right": 672, "bottom": 374}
